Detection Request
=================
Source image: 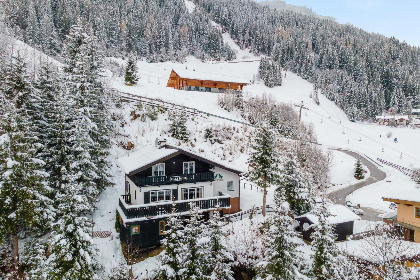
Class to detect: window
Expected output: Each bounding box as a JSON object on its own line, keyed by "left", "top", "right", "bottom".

{"left": 181, "top": 187, "right": 203, "bottom": 200}
{"left": 130, "top": 225, "right": 140, "bottom": 235}
{"left": 159, "top": 220, "right": 166, "bottom": 235}
{"left": 150, "top": 190, "right": 172, "bottom": 203}
{"left": 152, "top": 163, "right": 165, "bottom": 176}
{"left": 416, "top": 207, "right": 420, "bottom": 219}
{"left": 227, "top": 181, "right": 234, "bottom": 191}
{"left": 183, "top": 161, "right": 195, "bottom": 174}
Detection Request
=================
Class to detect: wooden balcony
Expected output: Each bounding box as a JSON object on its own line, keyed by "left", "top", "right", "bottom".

{"left": 132, "top": 172, "right": 215, "bottom": 187}
{"left": 118, "top": 195, "right": 230, "bottom": 220}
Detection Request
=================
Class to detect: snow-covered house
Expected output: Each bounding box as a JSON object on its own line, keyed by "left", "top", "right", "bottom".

{"left": 376, "top": 115, "right": 394, "bottom": 126}
{"left": 376, "top": 115, "right": 409, "bottom": 126}
{"left": 295, "top": 204, "right": 361, "bottom": 241}
{"left": 395, "top": 115, "right": 409, "bottom": 126}
{"left": 115, "top": 143, "right": 243, "bottom": 249}
{"left": 166, "top": 68, "right": 249, "bottom": 93}
{"left": 383, "top": 190, "right": 420, "bottom": 243}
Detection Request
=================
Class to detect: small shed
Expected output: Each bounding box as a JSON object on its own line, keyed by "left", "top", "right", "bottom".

{"left": 295, "top": 204, "right": 361, "bottom": 241}
{"left": 166, "top": 69, "right": 249, "bottom": 92}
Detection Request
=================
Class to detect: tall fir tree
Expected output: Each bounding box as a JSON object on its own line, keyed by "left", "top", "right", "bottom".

{"left": 0, "top": 105, "right": 52, "bottom": 271}
{"left": 204, "top": 207, "right": 234, "bottom": 280}
{"left": 246, "top": 127, "right": 279, "bottom": 216}
{"left": 179, "top": 202, "right": 206, "bottom": 279}
{"left": 0, "top": 55, "right": 53, "bottom": 272}
{"left": 258, "top": 191, "right": 304, "bottom": 280}
{"left": 156, "top": 202, "right": 184, "bottom": 280}
{"left": 310, "top": 197, "right": 353, "bottom": 280}
{"left": 45, "top": 169, "right": 99, "bottom": 280}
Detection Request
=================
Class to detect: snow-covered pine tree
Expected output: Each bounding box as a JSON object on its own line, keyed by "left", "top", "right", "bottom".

{"left": 168, "top": 111, "right": 189, "bottom": 142}
{"left": 156, "top": 202, "right": 184, "bottom": 280}
{"left": 280, "top": 154, "right": 313, "bottom": 216}
{"left": 179, "top": 202, "right": 206, "bottom": 279}
{"left": 45, "top": 169, "right": 99, "bottom": 280}
{"left": 124, "top": 52, "right": 139, "bottom": 86}
{"left": 258, "top": 192, "right": 304, "bottom": 280}
{"left": 83, "top": 30, "right": 113, "bottom": 193}
{"left": 204, "top": 207, "right": 234, "bottom": 280}
{"left": 310, "top": 197, "right": 341, "bottom": 280}
{"left": 354, "top": 159, "right": 364, "bottom": 180}
{"left": 0, "top": 104, "right": 52, "bottom": 272}
{"left": 246, "top": 126, "right": 279, "bottom": 216}
{"left": 62, "top": 23, "right": 103, "bottom": 204}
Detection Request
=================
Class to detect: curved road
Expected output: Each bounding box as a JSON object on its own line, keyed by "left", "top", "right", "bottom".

{"left": 328, "top": 149, "right": 387, "bottom": 221}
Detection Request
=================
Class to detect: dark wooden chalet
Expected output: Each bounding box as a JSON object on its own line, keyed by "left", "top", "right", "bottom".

{"left": 116, "top": 143, "right": 243, "bottom": 249}
{"left": 166, "top": 69, "right": 249, "bottom": 92}
{"left": 295, "top": 204, "right": 360, "bottom": 242}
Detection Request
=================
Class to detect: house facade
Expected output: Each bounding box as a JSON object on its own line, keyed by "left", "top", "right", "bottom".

{"left": 383, "top": 191, "right": 420, "bottom": 243}
{"left": 116, "top": 144, "right": 243, "bottom": 249}
{"left": 166, "top": 69, "right": 249, "bottom": 92}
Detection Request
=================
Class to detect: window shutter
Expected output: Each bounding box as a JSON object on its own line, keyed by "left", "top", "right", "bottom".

{"left": 172, "top": 189, "right": 178, "bottom": 201}
{"left": 144, "top": 192, "right": 150, "bottom": 204}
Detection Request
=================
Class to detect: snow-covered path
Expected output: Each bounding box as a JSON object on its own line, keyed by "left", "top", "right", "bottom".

{"left": 328, "top": 149, "right": 386, "bottom": 221}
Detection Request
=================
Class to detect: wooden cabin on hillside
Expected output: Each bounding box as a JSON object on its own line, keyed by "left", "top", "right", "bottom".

{"left": 167, "top": 69, "right": 249, "bottom": 93}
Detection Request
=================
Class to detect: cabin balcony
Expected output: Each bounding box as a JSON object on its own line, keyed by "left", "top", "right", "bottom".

{"left": 118, "top": 194, "right": 231, "bottom": 220}
{"left": 131, "top": 171, "right": 215, "bottom": 187}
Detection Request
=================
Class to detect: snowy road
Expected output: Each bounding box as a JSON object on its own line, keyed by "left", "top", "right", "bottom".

{"left": 328, "top": 149, "right": 386, "bottom": 222}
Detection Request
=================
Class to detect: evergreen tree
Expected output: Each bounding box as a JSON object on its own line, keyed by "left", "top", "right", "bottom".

{"left": 156, "top": 202, "right": 184, "bottom": 280}
{"left": 205, "top": 207, "right": 234, "bottom": 280}
{"left": 311, "top": 198, "right": 342, "bottom": 280}
{"left": 354, "top": 159, "right": 364, "bottom": 180}
{"left": 246, "top": 127, "right": 279, "bottom": 216}
{"left": 280, "top": 155, "right": 313, "bottom": 216}
{"left": 168, "top": 111, "right": 189, "bottom": 142}
{"left": 124, "top": 52, "right": 139, "bottom": 86}
{"left": 179, "top": 202, "right": 206, "bottom": 279}
{"left": 258, "top": 192, "right": 304, "bottom": 280}
{"left": 45, "top": 170, "right": 99, "bottom": 280}
{"left": 0, "top": 105, "right": 52, "bottom": 271}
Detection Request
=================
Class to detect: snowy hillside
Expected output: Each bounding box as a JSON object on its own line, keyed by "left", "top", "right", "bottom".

{"left": 108, "top": 52, "right": 420, "bottom": 214}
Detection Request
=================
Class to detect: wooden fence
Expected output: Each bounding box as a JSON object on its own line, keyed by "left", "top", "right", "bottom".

{"left": 377, "top": 158, "right": 415, "bottom": 177}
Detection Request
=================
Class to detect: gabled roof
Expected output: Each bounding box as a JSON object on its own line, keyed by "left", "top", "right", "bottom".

{"left": 172, "top": 68, "right": 249, "bottom": 85}
{"left": 116, "top": 147, "right": 179, "bottom": 175}
{"left": 116, "top": 145, "right": 245, "bottom": 176}
{"left": 383, "top": 189, "right": 420, "bottom": 206}
{"left": 297, "top": 204, "right": 360, "bottom": 225}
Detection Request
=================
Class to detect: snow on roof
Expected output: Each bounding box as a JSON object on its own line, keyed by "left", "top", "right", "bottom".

{"left": 116, "top": 147, "right": 178, "bottom": 174}
{"left": 395, "top": 115, "right": 409, "bottom": 120}
{"left": 375, "top": 115, "right": 394, "bottom": 119}
{"left": 411, "top": 109, "right": 420, "bottom": 114}
{"left": 383, "top": 189, "right": 420, "bottom": 204}
{"left": 172, "top": 68, "right": 249, "bottom": 84}
{"left": 116, "top": 145, "right": 246, "bottom": 175}
{"left": 298, "top": 204, "right": 360, "bottom": 225}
